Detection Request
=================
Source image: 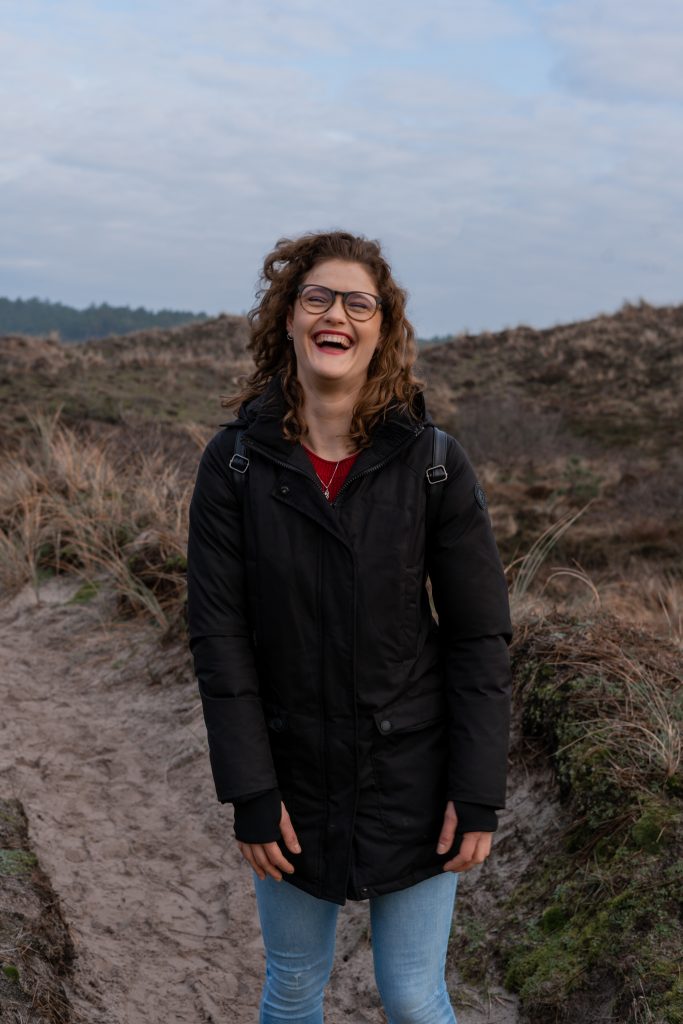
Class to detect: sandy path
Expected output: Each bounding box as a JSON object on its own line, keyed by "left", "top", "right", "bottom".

{"left": 0, "top": 580, "right": 520, "bottom": 1024}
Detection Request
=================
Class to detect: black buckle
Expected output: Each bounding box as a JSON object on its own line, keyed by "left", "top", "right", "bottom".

{"left": 229, "top": 453, "right": 249, "bottom": 474}
{"left": 426, "top": 465, "right": 448, "bottom": 485}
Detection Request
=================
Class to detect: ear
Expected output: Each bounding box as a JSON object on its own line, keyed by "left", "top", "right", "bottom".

{"left": 286, "top": 307, "right": 294, "bottom": 335}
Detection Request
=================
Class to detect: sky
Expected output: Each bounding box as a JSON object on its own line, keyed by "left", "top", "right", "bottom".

{"left": 1, "top": 0, "right": 682, "bottom": 337}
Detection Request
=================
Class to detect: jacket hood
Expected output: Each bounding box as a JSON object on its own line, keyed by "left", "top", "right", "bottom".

{"left": 233, "top": 374, "right": 434, "bottom": 480}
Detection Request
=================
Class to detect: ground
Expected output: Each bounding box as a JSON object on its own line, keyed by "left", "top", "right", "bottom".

{"left": 1, "top": 578, "right": 529, "bottom": 1024}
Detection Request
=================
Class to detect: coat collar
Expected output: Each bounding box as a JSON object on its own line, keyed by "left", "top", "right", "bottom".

{"left": 236, "top": 374, "right": 432, "bottom": 478}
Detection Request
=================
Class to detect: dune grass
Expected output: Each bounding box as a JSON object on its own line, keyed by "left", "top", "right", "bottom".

{"left": 494, "top": 616, "right": 682, "bottom": 1024}
{"left": 0, "top": 410, "right": 204, "bottom": 629}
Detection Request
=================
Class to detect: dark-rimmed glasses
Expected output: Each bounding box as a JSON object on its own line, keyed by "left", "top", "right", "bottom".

{"left": 297, "top": 284, "right": 382, "bottom": 322}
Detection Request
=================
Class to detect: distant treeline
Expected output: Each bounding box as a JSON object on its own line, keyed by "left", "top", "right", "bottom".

{"left": 0, "top": 296, "right": 209, "bottom": 342}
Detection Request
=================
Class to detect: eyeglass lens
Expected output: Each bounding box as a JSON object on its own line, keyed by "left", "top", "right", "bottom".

{"left": 299, "top": 286, "right": 378, "bottom": 321}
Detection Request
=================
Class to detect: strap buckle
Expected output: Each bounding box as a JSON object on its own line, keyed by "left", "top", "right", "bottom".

{"left": 426, "top": 464, "right": 448, "bottom": 485}
{"left": 229, "top": 453, "right": 250, "bottom": 474}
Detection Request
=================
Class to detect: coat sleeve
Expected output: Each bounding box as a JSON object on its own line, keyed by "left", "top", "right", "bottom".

{"left": 186, "top": 430, "right": 280, "bottom": 804}
{"left": 426, "top": 434, "right": 513, "bottom": 809}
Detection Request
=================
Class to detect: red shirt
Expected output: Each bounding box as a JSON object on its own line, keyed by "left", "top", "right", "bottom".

{"left": 302, "top": 445, "right": 359, "bottom": 503}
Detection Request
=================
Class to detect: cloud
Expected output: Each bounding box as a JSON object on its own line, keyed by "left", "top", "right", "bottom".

{"left": 536, "top": 0, "right": 683, "bottom": 102}
{"left": 1, "top": 1, "right": 682, "bottom": 334}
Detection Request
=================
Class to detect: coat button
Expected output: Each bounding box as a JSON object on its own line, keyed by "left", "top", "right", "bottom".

{"left": 270, "top": 717, "right": 284, "bottom": 732}
{"left": 279, "top": 485, "right": 290, "bottom": 496}
{"left": 360, "top": 887, "right": 369, "bottom": 896}
{"left": 379, "top": 719, "right": 392, "bottom": 733}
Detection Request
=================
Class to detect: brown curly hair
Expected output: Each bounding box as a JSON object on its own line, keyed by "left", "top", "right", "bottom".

{"left": 222, "top": 230, "right": 425, "bottom": 448}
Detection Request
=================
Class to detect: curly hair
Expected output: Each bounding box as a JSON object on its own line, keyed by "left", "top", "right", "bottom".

{"left": 222, "top": 230, "right": 425, "bottom": 448}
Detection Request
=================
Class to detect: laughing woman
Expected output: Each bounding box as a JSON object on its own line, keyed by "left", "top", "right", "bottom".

{"left": 187, "top": 230, "right": 512, "bottom": 1023}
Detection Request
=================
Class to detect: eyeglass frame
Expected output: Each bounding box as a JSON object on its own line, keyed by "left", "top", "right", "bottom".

{"left": 296, "top": 284, "right": 383, "bottom": 321}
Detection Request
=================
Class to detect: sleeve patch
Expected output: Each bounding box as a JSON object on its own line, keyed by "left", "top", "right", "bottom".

{"left": 474, "top": 483, "right": 488, "bottom": 511}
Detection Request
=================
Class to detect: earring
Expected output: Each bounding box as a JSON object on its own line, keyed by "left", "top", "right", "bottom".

{"left": 286, "top": 332, "right": 293, "bottom": 342}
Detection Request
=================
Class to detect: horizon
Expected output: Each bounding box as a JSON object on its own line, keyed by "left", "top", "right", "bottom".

{"left": 0, "top": 288, "right": 671, "bottom": 339}
{"left": 2, "top": 289, "right": 672, "bottom": 344}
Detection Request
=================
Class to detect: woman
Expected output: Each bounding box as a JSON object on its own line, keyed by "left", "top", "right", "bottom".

{"left": 187, "top": 230, "right": 512, "bottom": 1023}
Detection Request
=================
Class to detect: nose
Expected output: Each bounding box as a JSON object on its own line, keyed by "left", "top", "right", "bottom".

{"left": 324, "top": 294, "right": 347, "bottom": 322}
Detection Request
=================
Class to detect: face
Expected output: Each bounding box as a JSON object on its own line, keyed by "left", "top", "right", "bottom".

{"left": 286, "top": 259, "right": 383, "bottom": 391}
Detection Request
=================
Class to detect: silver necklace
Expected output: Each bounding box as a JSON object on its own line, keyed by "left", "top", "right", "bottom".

{"left": 313, "top": 459, "right": 342, "bottom": 500}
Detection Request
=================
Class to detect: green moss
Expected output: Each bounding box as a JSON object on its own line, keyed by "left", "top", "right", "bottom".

{"left": 0, "top": 849, "right": 37, "bottom": 876}
{"left": 502, "top": 861, "right": 682, "bottom": 1015}
{"left": 540, "top": 904, "right": 569, "bottom": 934}
{"left": 69, "top": 580, "right": 100, "bottom": 604}
{"left": 489, "top": 644, "right": 683, "bottom": 1022}
{"left": 659, "top": 973, "right": 683, "bottom": 1024}
{"left": 631, "top": 806, "right": 676, "bottom": 852}
{"left": 1, "top": 963, "right": 20, "bottom": 982}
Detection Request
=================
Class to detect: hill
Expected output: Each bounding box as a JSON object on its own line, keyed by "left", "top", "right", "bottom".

{"left": 0, "top": 299, "right": 681, "bottom": 1023}
{"left": 1, "top": 299, "right": 681, "bottom": 631}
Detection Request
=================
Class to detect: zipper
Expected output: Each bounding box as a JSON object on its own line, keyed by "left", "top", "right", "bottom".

{"left": 331, "top": 424, "right": 425, "bottom": 509}
{"left": 241, "top": 437, "right": 322, "bottom": 492}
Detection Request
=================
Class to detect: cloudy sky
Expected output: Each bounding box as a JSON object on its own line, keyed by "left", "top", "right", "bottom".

{"left": 2, "top": 0, "right": 682, "bottom": 337}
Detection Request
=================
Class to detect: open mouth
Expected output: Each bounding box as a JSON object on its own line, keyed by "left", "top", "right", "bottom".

{"left": 313, "top": 332, "right": 353, "bottom": 352}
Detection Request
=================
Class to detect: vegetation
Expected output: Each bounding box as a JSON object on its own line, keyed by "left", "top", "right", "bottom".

{"left": 0, "top": 410, "right": 199, "bottom": 631}
{"left": 0, "top": 798, "right": 73, "bottom": 1023}
{"left": 0, "top": 295, "right": 208, "bottom": 342}
{"left": 1, "top": 297, "right": 682, "bottom": 1022}
{"left": 457, "top": 615, "right": 682, "bottom": 1024}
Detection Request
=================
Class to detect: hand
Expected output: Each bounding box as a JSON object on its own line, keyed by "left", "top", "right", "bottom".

{"left": 237, "top": 801, "right": 301, "bottom": 882}
{"left": 436, "top": 800, "right": 493, "bottom": 873}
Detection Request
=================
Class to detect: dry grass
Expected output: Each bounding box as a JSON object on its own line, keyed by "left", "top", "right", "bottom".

{"left": 0, "top": 410, "right": 202, "bottom": 630}
{"left": 507, "top": 502, "right": 594, "bottom": 608}
{"left": 2, "top": 407, "right": 681, "bottom": 649}
{"left": 516, "top": 622, "right": 681, "bottom": 793}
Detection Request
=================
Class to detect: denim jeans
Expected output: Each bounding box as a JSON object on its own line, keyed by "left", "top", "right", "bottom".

{"left": 253, "top": 871, "right": 458, "bottom": 1023}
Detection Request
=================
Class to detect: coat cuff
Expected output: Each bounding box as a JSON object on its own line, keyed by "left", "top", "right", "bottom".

{"left": 451, "top": 800, "right": 499, "bottom": 833}
{"left": 230, "top": 788, "right": 282, "bottom": 843}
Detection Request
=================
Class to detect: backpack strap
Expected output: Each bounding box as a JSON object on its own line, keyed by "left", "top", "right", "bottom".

{"left": 426, "top": 426, "right": 448, "bottom": 541}
{"left": 229, "top": 429, "right": 249, "bottom": 492}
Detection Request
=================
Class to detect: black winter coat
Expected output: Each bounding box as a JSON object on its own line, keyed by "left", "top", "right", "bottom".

{"left": 187, "top": 374, "right": 512, "bottom": 905}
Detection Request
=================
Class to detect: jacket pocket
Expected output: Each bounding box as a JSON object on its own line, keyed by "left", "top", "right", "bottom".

{"left": 370, "top": 689, "right": 448, "bottom": 843}
{"left": 372, "top": 688, "right": 446, "bottom": 735}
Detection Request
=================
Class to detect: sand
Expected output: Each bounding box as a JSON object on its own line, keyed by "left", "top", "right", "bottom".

{"left": 1, "top": 579, "right": 527, "bottom": 1023}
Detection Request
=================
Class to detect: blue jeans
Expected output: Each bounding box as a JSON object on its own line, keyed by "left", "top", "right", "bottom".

{"left": 253, "top": 871, "right": 458, "bottom": 1023}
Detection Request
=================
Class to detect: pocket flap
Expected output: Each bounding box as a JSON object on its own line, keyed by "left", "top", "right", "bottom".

{"left": 373, "top": 689, "right": 446, "bottom": 735}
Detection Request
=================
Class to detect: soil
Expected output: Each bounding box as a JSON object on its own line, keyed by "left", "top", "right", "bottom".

{"left": 0, "top": 579, "right": 557, "bottom": 1023}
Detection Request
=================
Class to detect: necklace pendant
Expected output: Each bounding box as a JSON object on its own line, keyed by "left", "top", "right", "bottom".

{"left": 324, "top": 486, "right": 330, "bottom": 499}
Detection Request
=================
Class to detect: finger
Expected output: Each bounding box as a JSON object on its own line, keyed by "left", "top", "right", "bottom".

{"left": 251, "top": 845, "right": 284, "bottom": 882}
{"left": 443, "top": 833, "right": 492, "bottom": 873}
{"left": 443, "top": 852, "right": 474, "bottom": 873}
{"left": 262, "top": 841, "right": 295, "bottom": 875}
{"left": 279, "top": 803, "right": 302, "bottom": 856}
{"left": 474, "top": 833, "right": 493, "bottom": 861}
{"left": 436, "top": 803, "right": 458, "bottom": 854}
{"left": 238, "top": 842, "right": 266, "bottom": 881}
{"left": 443, "top": 832, "right": 477, "bottom": 872}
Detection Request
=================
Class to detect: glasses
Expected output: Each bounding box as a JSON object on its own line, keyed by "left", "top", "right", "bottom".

{"left": 297, "top": 284, "right": 382, "bottom": 322}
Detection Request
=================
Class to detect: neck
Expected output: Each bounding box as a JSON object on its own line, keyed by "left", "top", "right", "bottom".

{"left": 299, "top": 377, "right": 361, "bottom": 460}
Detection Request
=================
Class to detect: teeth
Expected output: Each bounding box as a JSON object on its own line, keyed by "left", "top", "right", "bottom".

{"left": 315, "top": 334, "right": 351, "bottom": 349}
